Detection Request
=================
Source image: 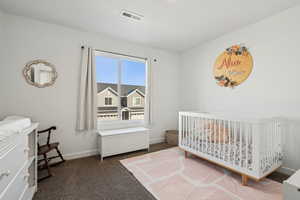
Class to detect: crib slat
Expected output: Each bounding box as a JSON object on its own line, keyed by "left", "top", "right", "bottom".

{"left": 184, "top": 116, "right": 186, "bottom": 146}
{"left": 271, "top": 121, "right": 273, "bottom": 167}
{"left": 221, "top": 120, "right": 223, "bottom": 160}
{"left": 195, "top": 117, "right": 197, "bottom": 150}
{"left": 265, "top": 123, "right": 268, "bottom": 171}
{"left": 210, "top": 118, "right": 217, "bottom": 156}
{"left": 181, "top": 115, "right": 183, "bottom": 146}
{"left": 191, "top": 116, "right": 193, "bottom": 149}
{"left": 275, "top": 120, "right": 278, "bottom": 165}
{"left": 185, "top": 116, "right": 188, "bottom": 146}
{"left": 240, "top": 122, "right": 242, "bottom": 168}
{"left": 211, "top": 119, "right": 213, "bottom": 156}
{"left": 179, "top": 114, "right": 182, "bottom": 146}
{"left": 215, "top": 119, "right": 217, "bottom": 157}
{"left": 223, "top": 120, "right": 226, "bottom": 161}
{"left": 276, "top": 120, "right": 279, "bottom": 165}
{"left": 272, "top": 120, "right": 276, "bottom": 165}
{"left": 184, "top": 115, "right": 186, "bottom": 147}
{"left": 245, "top": 123, "right": 249, "bottom": 170}
{"left": 190, "top": 116, "right": 192, "bottom": 149}
{"left": 206, "top": 118, "right": 208, "bottom": 153}
{"left": 192, "top": 117, "right": 194, "bottom": 150}
{"left": 214, "top": 118, "right": 216, "bottom": 157}
{"left": 186, "top": 116, "right": 190, "bottom": 148}
{"left": 201, "top": 117, "right": 204, "bottom": 153}
{"left": 233, "top": 121, "right": 236, "bottom": 165}
{"left": 227, "top": 120, "right": 231, "bottom": 163}
{"left": 189, "top": 116, "right": 193, "bottom": 149}
{"left": 193, "top": 117, "right": 196, "bottom": 150}
{"left": 267, "top": 123, "right": 270, "bottom": 171}
{"left": 274, "top": 120, "right": 277, "bottom": 165}
{"left": 217, "top": 119, "right": 220, "bottom": 160}
{"left": 216, "top": 118, "right": 219, "bottom": 158}
{"left": 197, "top": 117, "right": 201, "bottom": 152}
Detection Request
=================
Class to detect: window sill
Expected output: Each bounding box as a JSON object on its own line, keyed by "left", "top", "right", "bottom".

{"left": 97, "top": 119, "right": 146, "bottom": 131}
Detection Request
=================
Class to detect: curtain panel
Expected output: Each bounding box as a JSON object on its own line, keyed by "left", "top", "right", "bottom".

{"left": 77, "top": 47, "right": 97, "bottom": 131}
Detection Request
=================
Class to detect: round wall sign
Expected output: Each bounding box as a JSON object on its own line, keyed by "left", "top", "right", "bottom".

{"left": 213, "top": 44, "right": 253, "bottom": 88}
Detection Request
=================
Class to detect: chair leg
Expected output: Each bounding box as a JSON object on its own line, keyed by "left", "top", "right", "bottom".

{"left": 55, "top": 147, "right": 65, "bottom": 162}
{"left": 44, "top": 153, "right": 52, "bottom": 177}
{"left": 38, "top": 154, "right": 53, "bottom": 182}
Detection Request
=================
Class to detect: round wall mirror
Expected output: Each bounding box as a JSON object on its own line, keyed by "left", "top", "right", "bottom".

{"left": 23, "top": 60, "right": 57, "bottom": 88}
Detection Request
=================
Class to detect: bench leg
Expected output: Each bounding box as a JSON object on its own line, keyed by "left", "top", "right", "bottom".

{"left": 242, "top": 174, "right": 248, "bottom": 186}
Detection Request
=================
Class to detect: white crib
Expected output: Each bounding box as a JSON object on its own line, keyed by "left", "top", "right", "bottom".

{"left": 179, "top": 112, "right": 283, "bottom": 185}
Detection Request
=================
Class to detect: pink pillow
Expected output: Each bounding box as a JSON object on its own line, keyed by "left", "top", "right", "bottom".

{"left": 204, "top": 121, "right": 229, "bottom": 144}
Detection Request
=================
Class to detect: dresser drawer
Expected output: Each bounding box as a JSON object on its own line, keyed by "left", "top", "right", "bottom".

{"left": 0, "top": 164, "right": 28, "bottom": 200}
{"left": 0, "top": 136, "right": 27, "bottom": 194}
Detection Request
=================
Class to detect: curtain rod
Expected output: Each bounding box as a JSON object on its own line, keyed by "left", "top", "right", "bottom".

{"left": 81, "top": 46, "right": 148, "bottom": 61}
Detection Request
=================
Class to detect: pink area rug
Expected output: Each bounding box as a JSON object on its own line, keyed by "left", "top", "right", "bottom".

{"left": 121, "top": 147, "right": 282, "bottom": 200}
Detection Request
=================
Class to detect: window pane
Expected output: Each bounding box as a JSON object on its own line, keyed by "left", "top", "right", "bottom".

{"left": 120, "top": 60, "right": 146, "bottom": 121}
{"left": 96, "top": 56, "right": 120, "bottom": 121}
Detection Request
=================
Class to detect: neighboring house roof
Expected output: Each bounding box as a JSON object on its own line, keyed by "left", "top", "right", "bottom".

{"left": 97, "top": 83, "right": 145, "bottom": 96}
{"left": 127, "top": 88, "right": 145, "bottom": 97}
{"left": 98, "top": 86, "right": 118, "bottom": 96}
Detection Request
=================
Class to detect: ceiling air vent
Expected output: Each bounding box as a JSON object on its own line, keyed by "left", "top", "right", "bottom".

{"left": 121, "top": 10, "right": 143, "bottom": 21}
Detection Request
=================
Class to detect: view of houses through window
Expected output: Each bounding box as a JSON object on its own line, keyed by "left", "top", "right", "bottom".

{"left": 95, "top": 52, "right": 146, "bottom": 121}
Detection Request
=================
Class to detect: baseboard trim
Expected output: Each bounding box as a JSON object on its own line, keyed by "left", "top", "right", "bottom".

{"left": 63, "top": 149, "right": 99, "bottom": 160}
{"left": 62, "top": 138, "right": 165, "bottom": 161}
{"left": 277, "top": 166, "right": 296, "bottom": 176}
{"left": 150, "top": 137, "right": 165, "bottom": 144}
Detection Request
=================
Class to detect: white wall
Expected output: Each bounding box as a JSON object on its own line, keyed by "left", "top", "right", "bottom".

{"left": 0, "top": 10, "right": 5, "bottom": 112}
{"left": 0, "top": 13, "right": 180, "bottom": 159}
{"left": 180, "top": 5, "right": 300, "bottom": 173}
{"left": 0, "top": 10, "right": 4, "bottom": 41}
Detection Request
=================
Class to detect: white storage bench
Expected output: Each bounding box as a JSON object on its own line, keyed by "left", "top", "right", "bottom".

{"left": 98, "top": 127, "right": 149, "bottom": 161}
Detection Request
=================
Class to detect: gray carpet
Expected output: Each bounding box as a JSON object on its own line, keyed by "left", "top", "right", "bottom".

{"left": 34, "top": 143, "right": 289, "bottom": 200}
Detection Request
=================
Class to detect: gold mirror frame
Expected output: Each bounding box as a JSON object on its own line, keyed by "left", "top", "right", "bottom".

{"left": 23, "top": 60, "right": 58, "bottom": 88}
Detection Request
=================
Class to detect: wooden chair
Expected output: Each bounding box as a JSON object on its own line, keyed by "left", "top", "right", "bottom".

{"left": 37, "top": 126, "right": 65, "bottom": 181}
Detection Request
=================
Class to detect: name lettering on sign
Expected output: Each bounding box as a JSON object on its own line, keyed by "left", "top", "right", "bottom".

{"left": 213, "top": 45, "right": 253, "bottom": 88}
{"left": 218, "top": 57, "right": 241, "bottom": 69}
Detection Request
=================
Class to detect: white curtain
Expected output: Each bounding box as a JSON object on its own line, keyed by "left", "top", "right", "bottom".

{"left": 77, "top": 47, "right": 97, "bottom": 131}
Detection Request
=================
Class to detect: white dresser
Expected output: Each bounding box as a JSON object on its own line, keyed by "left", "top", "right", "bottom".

{"left": 284, "top": 170, "right": 300, "bottom": 200}
{"left": 0, "top": 123, "right": 38, "bottom": 200}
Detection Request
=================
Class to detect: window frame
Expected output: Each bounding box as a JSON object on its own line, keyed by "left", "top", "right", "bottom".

{"left": 95, "top": 50, "right": 150, "bottom": 128}
{"left": 104, "top": 97, "right": 113, "bottom": 106}
{"left": 133, "top": 96, "right": 142, "bottom": 106}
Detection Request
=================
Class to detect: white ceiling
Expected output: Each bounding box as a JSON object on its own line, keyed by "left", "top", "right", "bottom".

{"left": 0, "top": 0, "right": 299, "bottom": 52}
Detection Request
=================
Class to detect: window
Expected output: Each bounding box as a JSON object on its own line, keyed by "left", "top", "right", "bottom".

{"left": 105, "top": 97, "right": 112, "bottom": 105}
{"left": 95, "top": 51, "right": 147, "bottom": 122}
{"left": 133, "top": 97, "right": 141, "bottom": 106}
